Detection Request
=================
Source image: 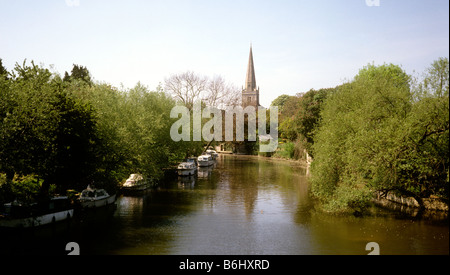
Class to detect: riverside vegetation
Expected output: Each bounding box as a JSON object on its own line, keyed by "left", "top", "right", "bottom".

{"left": 271, "top": 58, "right": 449, "bottom": 213}
{"left": 0, "top": 60, "right": 203, "bottom": 204}
{"left": 1, "top": 57, "right": 448, "bottom": 214}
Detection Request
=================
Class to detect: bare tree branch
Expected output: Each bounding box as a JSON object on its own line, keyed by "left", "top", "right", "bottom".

{"left": 165, "top": 71, "right": 241, "bottom": 110}
{"left": 164, "top": 71, "right": 208, "bottom": 110}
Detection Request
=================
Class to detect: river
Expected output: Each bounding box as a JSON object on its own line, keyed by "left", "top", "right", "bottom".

{"left": 1, "top": 154, "right": 448, "bottom": 255}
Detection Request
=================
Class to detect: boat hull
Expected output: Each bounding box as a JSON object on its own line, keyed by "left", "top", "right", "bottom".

{"left": 0, "top": 209, "right": 74, "bottom": 228}
{"left": 198, "top": 160, "right": 214, "bottom": 167}
{"left": 121, "top": 183, "right": 152, "bottom": 195}
{"left": 80, "top": 194, "right": 116, "bottom": 209}
{"left": 177, "top": 168, "right": 196, "bottom": 176}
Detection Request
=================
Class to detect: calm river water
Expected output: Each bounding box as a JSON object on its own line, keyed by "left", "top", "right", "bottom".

{"left": 1, "top": 154, "right": 448, "bottom": 255}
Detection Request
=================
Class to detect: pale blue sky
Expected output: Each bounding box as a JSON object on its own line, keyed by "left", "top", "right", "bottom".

{"left": 1, "top": 0, "right": 448, "bottom": 107}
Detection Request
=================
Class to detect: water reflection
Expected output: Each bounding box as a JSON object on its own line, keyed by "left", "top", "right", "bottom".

{"left": 177, "top": 175, "right": 196, "bottom": 189}
{"left": 197, "top": 165, "right": 213, "bottom": 178}
{"left": 1, "top": 154, "right": 448, "bottom": 255}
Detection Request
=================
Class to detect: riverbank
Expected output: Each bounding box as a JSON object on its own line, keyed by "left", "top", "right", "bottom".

{"left": 375, "top": 191, "right": 449, "bottom": 211}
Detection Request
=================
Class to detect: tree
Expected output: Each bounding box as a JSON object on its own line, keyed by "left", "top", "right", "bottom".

{"left": 222, "top": 84, "right": 242, "bottom": 109}
{"left": 294, "top": 88, "right": 332, "bottom": 155}
{"left": 421, "top": 57, "right": 449, "bottom": 98}
{"left": 1, "top": 59, "right": 210, "bottom": 204}
{"left": 81, "top": 82, "right": 203, "bottom": 184}
{"left": 43, "top": 90, "right": 100, "bottom": 193}
{"left": 0, "top": 60, "right": 103, "bottom": 197}
{"left": 0, "top": 58, "right": 8, "bottom": 79}
{"left": 310, "top": 63, "right": 413, "bottom": 212}
{"left": 399, "top": 95, "right": 449, "bottom": 199}
{"left": 205, "top": 75, "right": 242, "bottom": 109}
{"left": 204, "top": 75, "right": 226, "bottom": 108}
{"left": 273, "top": 89, "right": 332, "bottom": 158}
{"left": 78, "top": 83, "right": 132, "bottom": 188}
{"left": 63, "top": 64, "right": 93, "bottom": 86}
{"left": 274, "top": 95, "right": 299, "bottom": 141}
{"left": 164, "top": 71, "right": 208, "bottom": 110}
{"left": 0, "top": 61, "right": 59, "bottom": 185}
{"left": 398, "top": 58, "right": 449, "bottom": 199}
{"left": 165, "top": 71, "right": 241, "bottom": 110}
{"left": 271, "top": 94, "right": 292, "bottom": 112}
{"left": 312, "top": 60, "right": 449, "bottom": 213}
{"left": 63, "top": 71, "right": 70, "bottom": 82}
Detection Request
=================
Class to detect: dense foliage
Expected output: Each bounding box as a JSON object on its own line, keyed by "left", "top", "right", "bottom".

{"left": 0, "top": 60, "right": 202, "bottom": 204}
{"left": 310, "top": 61, "right": 449, "bottom": 212}
{"left": 272, "top": 88, "right": 333, "bottom": 159}
{"left": 1, "top": 57, "right": 448, "bottom": 213}
{"left": 271, "top": 58, "right": 449, "bottom": 213}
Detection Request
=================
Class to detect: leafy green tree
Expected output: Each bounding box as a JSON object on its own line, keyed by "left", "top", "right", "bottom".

{"left": 398, "top": 96, "right": 449, "bottom": 199}
{"left": 294, "top": 88, "right": 332, "bottom": 156}
{"left": 420, "top": 57, "right": 449, "bottom": 98}
{"left": 311, "top": 63, "right": 413, "bottom": 212}
{"left": 68, "top": 82, "right": 133, "bottom": 188}
{"left": 1, "top": 59, "right": 209, "bottom": 203}
{"left": 63, "top": 64, "right": 92, "bottom": 86}
{"left": 276, "top": 95, "right": 300, "bottom": 141}
{"left": 123, "top": 83, "right": 203, "bottom": 179}
{"left": 77, "top": 82, "right": 202, "bottom": 185}
{"left": 271, "top": 94, "right": 292, "bottom": 112}
{"left": 311, "top": 60, "right": 449, "bottom": 213}
{"left": 279, "top": 116, "right": 297, "bottom": 141}
{"left": 0, "top": 61, "right": 102, "bottom": 197}
{"left": 63, "top": 71, "right": 71, "bottom": 82}
{"left": 44, "top": 90, "right": 100, "bottom": 193}
{"left": 0, "top": 58, "right": 8, "bottom": 79}
{"left": 0, "top": 61, "right": 59, "bottom": 185}
{"left": 275, "top": 89, "right": 332, "bottom": 158}
{"left": 398, "top": 58, "right": 449, "bottom": 199}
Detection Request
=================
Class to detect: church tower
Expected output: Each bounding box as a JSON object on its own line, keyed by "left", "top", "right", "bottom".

{"left": 242, "top": 45, "right": 260, "bottom": 108}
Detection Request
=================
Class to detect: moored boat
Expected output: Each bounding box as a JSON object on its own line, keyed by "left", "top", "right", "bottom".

{"left": 177, "top": 162, "right": 197, "bottom": 176}
{"left": 121, "top": 174, "right": 152, "bottom": 194}
{"left": 0, "top": 196, "right": 74, "bottom": 228}
{"left": 79, "top": 186, "right": 116, "bottom": 208}
{"left": 206, "top": 149, "right": 219, "bottom": 159}
{"left": 197, "top": 154, "right": 214, "bottom": 167}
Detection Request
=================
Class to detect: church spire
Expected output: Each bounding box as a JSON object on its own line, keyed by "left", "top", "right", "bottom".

{"left": 245, "top": 45, "right": 256, "bottom": 92}
{"left": 242, "top": 45, "right": 260, "bottom": 108}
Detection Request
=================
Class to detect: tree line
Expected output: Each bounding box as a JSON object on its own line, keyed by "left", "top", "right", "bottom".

{"left": 271, "top": 58, "right": 449, "bottom": 213}
{"left": 1, "top": 57, "right": 448, "bottom": 213}
{"left": 0, "top": 59, "right": 203, "bottom": 204}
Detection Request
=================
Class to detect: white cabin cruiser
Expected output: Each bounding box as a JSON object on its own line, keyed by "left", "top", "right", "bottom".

{"left": 121, "top": 174, "right": 151, "bottom": 193}
{"left": 79, "top": 185, "right": 116, "bottom": 208}
{"left": 178, "top": 162, "right": 197, "bottom": 176}
{"left": 197, "top": 154, "right": 214, "bottom": 167}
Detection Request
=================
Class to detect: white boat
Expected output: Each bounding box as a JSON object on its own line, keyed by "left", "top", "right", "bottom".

{"left": 177, "top": 162, "right": 197, "bottom": 176}
{"left": 206, "top": 149, "right": 219, "bottom": 159}
{"left": 197, "top": 154, "right": 214, "bottom": 167}
{"left": 0, "top": 197, "right": 74, "bottom": 228}
{"left": 121, "top": 174, "right": 152, "bottom": 193}
{"left": 79, "top": 186, "right": 116, "bottom": 208}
